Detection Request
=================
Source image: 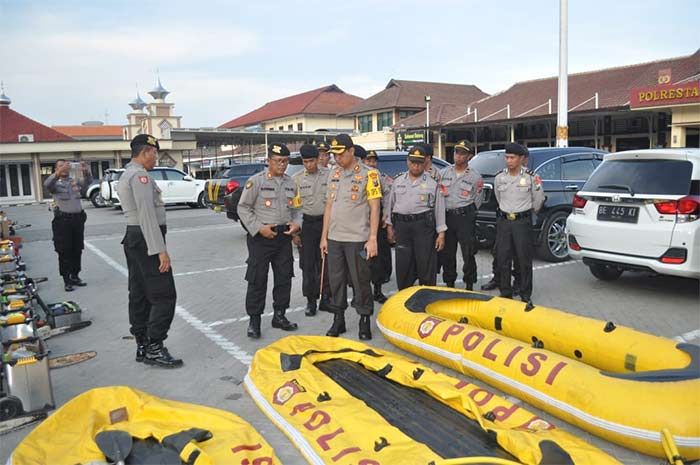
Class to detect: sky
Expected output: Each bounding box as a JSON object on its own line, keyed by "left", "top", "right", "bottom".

{"left": 0, "top": 0, "right": 698, "bottom": 128}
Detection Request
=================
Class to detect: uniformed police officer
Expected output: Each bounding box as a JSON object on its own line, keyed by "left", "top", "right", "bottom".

{"left": 44, "top": 159, "right": 92, "bottom": 292}
{"left": 317, "top": 142, "right": 331, "bottom": 168}
{"left": 320, "top": 134, "right": 382, "bottom": 340}
{"left": 238, "top": 143, "right": 302, "bottom": 339}
{"left": 118, "top": 134, "right": 182, "bottom": 368}
{"left": 292, "top": 144, "right": 331, "bottom": 316}
{"left": 494, "top": 143, "right": 545, "bottom": 308}
{"left": 386, "top": 146, "right": 446, "bottom": 290}
{"left": 418, "top": 142, "right": 442, "bottom": 182}
{"left": 365, "top": 150, "right": 392, "bottom": 302}
{"left": 439, "top": 140, "right": 484, "bottom": 289}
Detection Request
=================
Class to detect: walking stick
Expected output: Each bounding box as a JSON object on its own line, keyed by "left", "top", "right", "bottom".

{"left": 319, "top": 253, "right": 326, "bottom": 299}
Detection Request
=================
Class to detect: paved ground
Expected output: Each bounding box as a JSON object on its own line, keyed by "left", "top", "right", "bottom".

{"left": 1, "top": 202, "right": 698, "bottom": 464}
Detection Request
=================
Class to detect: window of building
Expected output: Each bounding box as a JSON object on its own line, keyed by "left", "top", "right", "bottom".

{"left": 376, "top": 111, "right": 393, "bottom": 130}
{"left": 159, "top": 120, "right": 171, "bottom": 139}
{"left": 297, "top": 123, "right": 303, "bottom": 131}
{"left": 288, "top": 124, "right": 293, "bottom": 131}
{"left": 398, "top": 110, "right": 418, "bottom": 120}
{"left": 358, "top": 115, "right": 373, "bottom": 133}
{"left": 279, "top": 126, "right": 284, "bottom": 131}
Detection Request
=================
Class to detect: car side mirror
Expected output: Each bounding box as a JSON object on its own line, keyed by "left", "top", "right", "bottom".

{"left": 183, "top": 175, "right": 193, "bottom": 181}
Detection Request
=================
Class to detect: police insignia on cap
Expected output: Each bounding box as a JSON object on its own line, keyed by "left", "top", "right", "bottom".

{"left": 331, "top": 139, "right": 338, "bottom": 146}
{"left": 147, "top": 136, "right": 156, "bottom": 146}
{"left": 272, "top": 145, "right": 282, "bottom": 154}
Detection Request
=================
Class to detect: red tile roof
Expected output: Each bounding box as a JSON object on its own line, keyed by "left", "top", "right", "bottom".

{"left": 397, "top": 49, "right": 700, "bottom": 128}
{"left": 219, "top": 85, "right": 362, "bottom": 129}
{"left": 52, "top": 125, "right": 124, "bottom": 139}
{"left": 0, "top": 105, "right": 73, "bottom": 143}
{"left": 342, "top": 79, "right": 489, "bottom": 116}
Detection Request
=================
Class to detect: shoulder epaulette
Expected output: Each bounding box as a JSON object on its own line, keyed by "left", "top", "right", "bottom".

{"left": 525, "top": 168, "right": 536, "bottom": 176}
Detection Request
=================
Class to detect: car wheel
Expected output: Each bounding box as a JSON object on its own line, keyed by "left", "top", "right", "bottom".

{"left": 0, "top": 395, "right": 23, "bottom": 421}
{"left": 589, "top": 263, "right": 623, "bottom": 281}
{"left": 197, "top": 191, "right": 207, "bottom": 208}
{"left": 537, "top": 211, "right": 570, "bottom": 262}
{"left": 90, "top": 190, "right": 106, "bottom": 208}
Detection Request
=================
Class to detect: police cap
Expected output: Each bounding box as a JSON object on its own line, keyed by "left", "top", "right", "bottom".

{"left": 268, "top": 143, "right": 290, "bottom": 157}
{"left": 354, "top": 145, "right": 367, "bottom": 159}
{"left": 366, "top": 150, "right": 378, "bottom": 159}
{"left": 316, "top": 142, "right": 330, "bottom": 153}
{"left": 454, "top": 140, "right": 472, "bottom": 154}
{"left": 329, "top": 134, "right": 354, "bottom": 154}
{"left": 417, "top": 142, "right": 434, "bottom": 157}
{"left": 504, "top": 142, "right": 528, "bottom": 157}
{"left": 408, "top": 145, "right": 427, "bottom": 163}
{"left": 300, "top": 144, "right": 319, "bottom": 159}
{"left": 130, "top": 134, "right": 160, "bottom": 151}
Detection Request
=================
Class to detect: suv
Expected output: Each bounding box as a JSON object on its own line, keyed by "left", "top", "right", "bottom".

{"left": 84, "top": 180, "right": 106, "bottom": 208}
{"left": 567, "top": 148, "right": 700, "bottom": 280}
{"left": 469, "top": 147, "right": 607, "bottom": 262}
{"left": 220, "top": 152, "right": 450, "bottom": 223}
{"left": 101, "top": 167, "right": 207, "bottom": 208}
{"left": 204, "top": 163, "right": 268, "bottom": 220}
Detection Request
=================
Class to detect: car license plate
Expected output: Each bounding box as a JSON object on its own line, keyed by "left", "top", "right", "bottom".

{"left": 597, "top": 205, "right": 639, "bottom": 223}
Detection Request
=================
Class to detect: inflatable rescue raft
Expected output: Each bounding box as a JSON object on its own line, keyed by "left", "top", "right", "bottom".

{"left": 9, "top": 386, "right": 279, "bottom": 465}
{"left": 376, "top": 286, "right": 700, "bottom": 460}
{"left": 245, "top": 335, "right": 621, "bottom": 465}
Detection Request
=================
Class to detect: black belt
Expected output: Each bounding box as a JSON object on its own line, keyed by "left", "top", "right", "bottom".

{"left": 497, "top": 209, "right": 532, "bottom": 221}
{"left": 446, "top": 204, "right": 476, "bottom": 216}
{"left": 303, "top": 214, "right": 324, "bottom": 222}
{"left": 263, "top": 224, "right": 290, "bottom": 234}
{"left": 392, "top": 211, "right": 432, "bottom": 222}
{"left": 53, "top": 210, "right": 84, "bottom": 218}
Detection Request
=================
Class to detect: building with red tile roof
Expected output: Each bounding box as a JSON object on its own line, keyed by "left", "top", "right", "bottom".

{"left": 53, "top": 124, "right": 124, "bottom": 140}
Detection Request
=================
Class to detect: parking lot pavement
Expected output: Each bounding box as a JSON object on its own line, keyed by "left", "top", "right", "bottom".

{"left": 1, "top": 203, "right": 698, "bottom": 464}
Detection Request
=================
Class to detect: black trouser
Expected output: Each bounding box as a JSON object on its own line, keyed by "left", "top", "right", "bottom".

{"left": 245, "top": 231, "right": 294, "bottom": 316}
{"left": 441, "top": 205, "right": 477, "bottom": 285}
{"left": 490, "top": 236, "right": 521, "bottom": 285}
{"left": 122, "top": 225, "right": 176, "bottom": 343}
{"left": 369, "top": 226, "right": 392, "bottom": 286}
{"left": 51, "top": 210, "right": 86, "bottom": 279}
{"left": 327, "top": 240, "right": 373, "bottom": 315}
{"left": 394, "top": 215, "right": 437, "bottom": 290}
{"left": 495, "top": 215, "right": 533, "bottom": 299}
{"left": 299, "top": 216, "right": 330, "bottom": 301}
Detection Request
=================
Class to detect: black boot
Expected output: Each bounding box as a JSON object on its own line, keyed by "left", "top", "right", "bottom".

{"left": 521, "top": 296, "right": 535, "bottom": 311}
{"left": 465, "top": 282, "right": 474, "bottom": 291}
{"left": 144, "top": 341, "right": 183, "bottom": 368}
{"left": 445, "top": 281, "right": 455, "bottom": 288}
{"left": 135, "top": 335, "right": 148, "bottom": 362}
{"left": 70, "top": 274, "right": 87, "bottom": 286}
{"left": 305, "top": 298, "right": 317, "bottom": 317}
{"left": 247, "top": 315, "right": 261, "bottom": 339}
{"left": 481, "top": 278, "right": 498, "bottom": 290}
{"left": 373, "top": 284, "right": 388, "bottom": 303}
{"left": 318, "top": 298, "right": 333, "bottom": 313}
{"left": 271, "top": 309, "right": 298, "bottom": 331}
{"left": 359, "top": 315, "right": 372, "bottom": 340}
{"left": 63, "top": 276, "right": 74, "bottom": 292}
{"left": 326, "top": 312, "right": 346, "bottom": 337}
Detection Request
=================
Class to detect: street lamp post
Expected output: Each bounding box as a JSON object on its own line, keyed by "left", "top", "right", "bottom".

{"left": 425, "top": 95, "right": 431, "bottom": 144}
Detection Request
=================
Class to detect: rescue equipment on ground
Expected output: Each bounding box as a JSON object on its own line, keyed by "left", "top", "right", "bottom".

{"left": 376, "top": 286, "right": 700, "bottom": 460}
{"left": 8, "top": 386, "right": 280, "bottom": 465}
{"left": 245, "top": 335, "right": 621, "bottom": 465}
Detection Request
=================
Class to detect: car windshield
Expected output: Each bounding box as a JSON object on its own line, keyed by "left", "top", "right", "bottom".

{"left": 286, "top": 164, "right": 304, "bottom": 176}
{"left": 583, "top": 159, "right": 692, "bottom": 196}
{"left": 469, "top": 151, "right": 505, "bottom": 177}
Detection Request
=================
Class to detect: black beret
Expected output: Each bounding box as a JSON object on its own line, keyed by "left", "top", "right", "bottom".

{"left": 354, "top": 145, "right": 367, "bottom": 159}
{"left": 366, "top": 150, "right": 378, "bottom": 159}
{"left": 330, "top": 133, "right": 354, "bottom": 154}
{"left": 268, "top": 143, "right": 290, "bottom": 157}
{"left": 417, "top": 142, "right": 434, "bottom": 157}
{"left": 504, "top": 142, "right": 528, "bottom": 157}
{"left": 316, "top": 142, "right": 330, "bottom": 152}
{"left": 300, "top": 144, "right": 319, "bottom": 159}
{"left": 408, "top": 145, "right": 427, "bottom": 162}
{"left": 130, "top": 134, "right": 160, "bottom": 150}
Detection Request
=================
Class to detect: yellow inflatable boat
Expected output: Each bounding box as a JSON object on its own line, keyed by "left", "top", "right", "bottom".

{"left": 376, "top": 286, "right": 700, "bottom": 460}
{"left": 9, "top": 386, "right": 279, "bottom": 465}
{"left": 245, "top": 335, "right": 621, "bottom": 465}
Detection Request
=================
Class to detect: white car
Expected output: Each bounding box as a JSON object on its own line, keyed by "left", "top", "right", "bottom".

{"left": 100, "top": 167, "right": 207, "bottom": 208}
{"left": 567, "top": 148, "right": 700, "bottom": 280}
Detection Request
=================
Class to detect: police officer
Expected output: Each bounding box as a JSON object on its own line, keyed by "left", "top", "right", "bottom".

{"left": 44, "top": 159, "right": 92, "bottom": 292}
{"left": 386, "top": 146, "right": 446, "bottom": 290}
{"left": 439, "top": 140, "right": 484, "bottom": 289}
{"left": 365, "top": 150, "right": 392, "bottom": 302}
{"left": 494, "top": 143, "right": 544, "bottom": 308}
{"left": 320, "top": 134, "right": 382, "bottom": 340}
{"left": 418, "top": 142, "right": 442, "bottom": 182}
{"left": 292, "top": 144, "right": 331, "bottom": 316}
{"left": 118, "top": 134, "right": 182, "bottom": 368}
{"left": 238, "top": 143, "right": 302, "bottom": 338}
{"left": 317, "top": 142, "right": 331, "bottom": 168}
